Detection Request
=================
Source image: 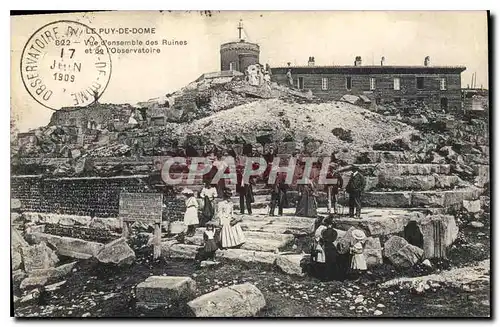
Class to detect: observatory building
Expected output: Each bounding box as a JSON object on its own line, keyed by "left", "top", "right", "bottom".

{"left": 220, "top": 20, "right": 260, "bottom": 73}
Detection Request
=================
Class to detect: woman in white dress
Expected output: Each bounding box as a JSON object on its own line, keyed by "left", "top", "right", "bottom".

{"left": 217, "top": 188, "right": 245, "bottom": 249}
{"left": 182, "top": 188, "right": 199, "bottom": 236}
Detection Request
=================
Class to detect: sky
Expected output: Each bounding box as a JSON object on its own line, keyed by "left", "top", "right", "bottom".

{"left": 11, "top": 11, "right": 489, "bottom": 132}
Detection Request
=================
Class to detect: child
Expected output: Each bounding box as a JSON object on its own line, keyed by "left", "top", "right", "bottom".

{"left": 350, "top": 229, "right": 367, "bottom": 279}
{"left": 203, "top": 221, "right": 219, "bottom": 260}
{"left": 182, "top": 188, "right": 199, "bottom": 236}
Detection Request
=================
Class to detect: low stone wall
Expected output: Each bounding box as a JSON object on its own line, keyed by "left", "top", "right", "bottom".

{"left": 11, "top": 176, "right": 185, "bottom": 220}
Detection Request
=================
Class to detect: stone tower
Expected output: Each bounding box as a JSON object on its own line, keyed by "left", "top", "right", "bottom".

{"left": 220, "top": 20, "right": 260, "bottom": 73}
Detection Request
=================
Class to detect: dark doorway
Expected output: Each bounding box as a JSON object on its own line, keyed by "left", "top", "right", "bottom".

{"left": 440, "top": 97, "right": 448, "bottom": 111}
{"left": 404, "top": 221, "right": 424, "bottom": 249}
{"left": 346, "top": 77, "right": 352, "bottom": 90}
{"left": 297, "top": 77, "right": 304, "bottom": 90}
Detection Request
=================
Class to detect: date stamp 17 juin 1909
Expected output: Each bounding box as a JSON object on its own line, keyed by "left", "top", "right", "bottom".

{"left": 20, "top": 20, "right": 112, "bottom": 110}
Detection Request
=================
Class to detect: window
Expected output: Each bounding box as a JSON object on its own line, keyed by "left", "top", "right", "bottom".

{"left": 321, "top": 78, "right": 329, "bottom": 90}
{"left": 297, "top": 77, "right": 304, "bottom": 90}
{"left": 440, "top": 78, "right": 447, "bottom": 90}
{"left": 394, "top": 77, "right": 401, "bottom": 90}
{"left": 394, "top": 97, "right": 401, "bottom": 103}
{"left": 416, "top": 77, "right": 424, "bottom": 90}
{"left": 370, "top": 78, "right": 376, "bottom": 90}
{"left": 346, "top": 77, "right": 352, "bottom": 90}
{"left": 229, "top": 62, "right": 236, "bottom": 71}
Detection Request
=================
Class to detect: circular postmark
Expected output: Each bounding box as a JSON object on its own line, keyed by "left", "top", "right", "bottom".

{"left": 20, "top": 20, "right": 112, "bottom": 110}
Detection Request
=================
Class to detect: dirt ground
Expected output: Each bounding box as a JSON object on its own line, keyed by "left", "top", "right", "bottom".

{"left": 13, "top": 211, "right": 490, "bottom": 318}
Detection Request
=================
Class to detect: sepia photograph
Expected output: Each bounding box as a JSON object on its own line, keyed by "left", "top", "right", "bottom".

{"left": 10, "top": 10, "right": 490, "bottom": 318}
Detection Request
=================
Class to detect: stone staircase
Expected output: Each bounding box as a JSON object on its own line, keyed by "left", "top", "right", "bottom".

{"left": 162, "top": 151, "right": 483, "bottom": 269}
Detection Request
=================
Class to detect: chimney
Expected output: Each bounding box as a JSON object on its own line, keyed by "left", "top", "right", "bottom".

{"left": 380, "top": 56, "right": 385, "bottom": 66}
{"left": 354, "top": 56, "right": 362, "bottom": 66}
{"left": 424, "top": 56, "right": 431, "bottom": 67}
{"left": 307, "top": 56, "right": 315, "bottom": 66}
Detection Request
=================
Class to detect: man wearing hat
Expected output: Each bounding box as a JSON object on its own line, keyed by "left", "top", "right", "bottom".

{"left": 346, "top": 165, "right": 366, "bottom": 218}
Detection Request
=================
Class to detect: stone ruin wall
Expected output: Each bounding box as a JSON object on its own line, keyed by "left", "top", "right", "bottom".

{"left": 11, "top": 176, "right": 186, "bottom": 221}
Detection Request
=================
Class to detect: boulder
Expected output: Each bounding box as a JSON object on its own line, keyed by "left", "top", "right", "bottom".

{"left": 187, "top": 283, "right": 265, "bottom": 317}
{"left": 463, "top": 200, "right": 481, "bottom": 213}
{"left": 275, "top": 254, "right": 306, "bottom": 276}
{"left": 383, "top": 236, "right": 423, "bottom": 268}
{"left": 21, "top": 241, "right": 59, "bottom": 272}
{"left": 11, "top": 199, "right": 22, "bottom": 211}
{"left": 136, "top": 276, "right": 196, "bottom": 308}
{"left": 96, "top": 238, "right": 135, "bottom": 266}
{"left": 363, "top": 237, "right": 383, "bottom": 266}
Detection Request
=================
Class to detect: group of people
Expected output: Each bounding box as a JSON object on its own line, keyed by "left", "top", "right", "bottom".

{"left": 310, "top": 217, "right": 368, "bottom": 281}
{"left": 182, "top": 185, "right": 246, "bottom": 261}
{"left": 245, "top": 63, "right": 272, "bottom": 88}
{"left": 269, "top": 163, "right": 366, "bottom": 219}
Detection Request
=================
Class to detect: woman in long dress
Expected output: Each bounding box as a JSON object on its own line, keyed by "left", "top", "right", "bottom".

{"left": 217, "top": 188, "right": 245, "bottom": 249}
{"left": 295, "top": 178, "right": 318, "bottom": 217}
{"left": 321, "top": 218, "right": 340, "bottom": 281}
{"left": 199, "top": 181, "right": 217, "bottom": 227}
{"left": 182, "top": 188, "right": 199, "bottom": 236}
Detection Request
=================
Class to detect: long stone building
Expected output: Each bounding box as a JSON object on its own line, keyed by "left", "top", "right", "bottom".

{"left": 271, "top": 56, "right": 466, "bottom": 112}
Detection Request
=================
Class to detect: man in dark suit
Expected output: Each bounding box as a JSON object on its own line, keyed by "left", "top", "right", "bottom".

{"left": 346, "top": 166, "right": 366, "bottom": 218}
{"left": 270, "top": 172, "right": 288, "bottom": 216}
{"left": 236, "top": 168, "right": 254, "bottom": 215}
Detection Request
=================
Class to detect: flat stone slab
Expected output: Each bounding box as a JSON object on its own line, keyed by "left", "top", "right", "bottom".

{"left": 185, "top": 229, "right": 295, "bottom": 252}
{"left": 161, "top": 242, "right": 200, "bottom": 260}
{"left": 332, "top": 209, "right": 420, "bottom": 236}
{"left": 363, "top": 191, "right": 412, "bottom": 208}
{"left": 187, "top": 283, "right": 266, "bottom": 317}
{"left": 275, "top": 254, "right": 307, "bottom": 276}
{"left": 31, "top": 232, "right": 104, "bottom": 259}
{"left": 136, "top": 276, "right": 196, "bottom": 306}
{"left": 364, "top": 187, "right": 481, "bottom": 208}
{"left": 23, "top": 212, "right": 92, "bottom": 227}
{"left": 215, "top": 248, "right": 278, "bottom": 265}
{"left": 411, "top": 187, "right": 482, "bottom": 208}
{"left": 355, "top": 163, "right": 451, "bottom": 176}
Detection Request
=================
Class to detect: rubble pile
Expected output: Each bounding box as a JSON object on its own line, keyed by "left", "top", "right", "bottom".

{"left": 181, "top": 99, "right": 413, "bottom": 157}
